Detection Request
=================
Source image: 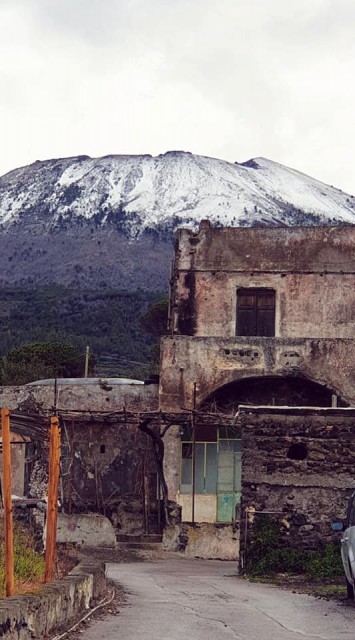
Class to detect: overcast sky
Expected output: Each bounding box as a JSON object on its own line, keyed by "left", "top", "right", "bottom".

{"left": 1, "top": 0, "right": 354, "bottom": 193}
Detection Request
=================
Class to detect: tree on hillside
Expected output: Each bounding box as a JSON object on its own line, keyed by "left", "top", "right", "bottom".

{"left": 140, "top": 300, "right": 169, "bottom": 337}
{"left": 0, "top": 342, "right": 95, "bottom": 386}
{"left": 140, "top": 301, "right": 169, "bottom": 373}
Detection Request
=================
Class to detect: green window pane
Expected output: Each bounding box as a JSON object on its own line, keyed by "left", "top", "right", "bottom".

{"left": 181, "top": 458, "right": 192, "bottom": 486}
{"left": 195, "top": 443, "right": 205, "bottom": 493}
{"left": 218, "top": 426, "right": 241, "bottom": 439}
{"left": 219, "top": 439, "right": 241, "bottom": 452}
{"left": 217, "top": 452, "right": 234, "bottom": 492}
{"left": 205, "top": 443, "right": 218, "bottom": 493}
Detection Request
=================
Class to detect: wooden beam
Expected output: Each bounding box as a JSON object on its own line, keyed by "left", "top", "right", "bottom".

{"left": 44, "top": 416, "right": 61, "bottom": 583}
{"left": 1, "top": 408, "right": 15, "bottom": 596}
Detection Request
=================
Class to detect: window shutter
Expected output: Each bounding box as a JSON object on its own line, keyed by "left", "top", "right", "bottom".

{"left": 237, "top": 288, "right": 275, "bottom": 336}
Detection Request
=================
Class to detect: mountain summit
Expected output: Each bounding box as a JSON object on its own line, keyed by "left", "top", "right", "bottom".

{"left": 0, "top": 151, "right": 354, "bottom": 290}
{"left": 1, "top": 151, "right": 354, "bottom": 234}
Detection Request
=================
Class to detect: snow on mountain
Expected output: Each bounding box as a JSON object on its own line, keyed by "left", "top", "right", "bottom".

{"left": 1, "top": 151, "right": 354, "bottom": 235}
{"left": 0, "top": 151, "right": 354, "bottom": 291}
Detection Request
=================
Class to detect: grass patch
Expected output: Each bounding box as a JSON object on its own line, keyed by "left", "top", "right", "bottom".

{"left": 0, "top": 519, "right": 45, "bottom": 597}
{"left": 246, "top": 573, "right": 347, "bottom": 601}
{"left": 312, "top": 584, "right": 347, "bottom": 598}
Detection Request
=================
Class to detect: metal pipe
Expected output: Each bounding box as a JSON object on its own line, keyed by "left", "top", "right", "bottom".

{"left": 191, "top": 382, "right": 197, "bottom": 525}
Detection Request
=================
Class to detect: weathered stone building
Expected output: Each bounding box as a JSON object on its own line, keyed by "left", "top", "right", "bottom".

{"left": 1, "top": 222, "right": 355, "bottom": 559}
{"left": 0, "top": 379, "right": 161, "bottom": 537}
{"left": 160, "top": 222, "right": 355, "bottom": 554}
{"left": 239, "top": 406, "right": 355, "bottom": 564}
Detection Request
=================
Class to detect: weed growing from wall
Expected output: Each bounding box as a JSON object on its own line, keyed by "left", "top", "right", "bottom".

{"left": 0, "top": 520, "right": 45, "bottom": 596}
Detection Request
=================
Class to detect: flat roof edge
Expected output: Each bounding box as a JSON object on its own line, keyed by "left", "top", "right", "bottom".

{"left": 238, "top": 405, "right": 355, "bottom": 416}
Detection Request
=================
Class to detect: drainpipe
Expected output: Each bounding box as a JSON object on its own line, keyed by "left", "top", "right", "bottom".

{"left": 191, "top": 382, "right": 197, "bottom": 525}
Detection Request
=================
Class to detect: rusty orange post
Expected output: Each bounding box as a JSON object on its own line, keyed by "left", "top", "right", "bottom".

{"left": 1, "top": 408, "right": 15, "bottom": 596}
{"left": 44, "top": 415, "right": 61, "bottom": 583}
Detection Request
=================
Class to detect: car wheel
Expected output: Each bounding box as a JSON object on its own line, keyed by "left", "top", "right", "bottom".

{"left": 346, "top": 576, "right": 354, "bottom": 599}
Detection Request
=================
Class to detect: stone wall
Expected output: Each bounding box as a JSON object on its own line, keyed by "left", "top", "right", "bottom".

{"left": 0, "top": 559, "right": 107, "bottom": 640}
{"left": 239, "top": 407, "right": 355, "bottom": 551}
{"left": 163, "top": 522, "right": 239, "bottom": 560}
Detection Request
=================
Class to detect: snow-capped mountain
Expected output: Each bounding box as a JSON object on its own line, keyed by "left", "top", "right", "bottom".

{"left": 1, "top": 151, "right": 355, "bottom": 231}
{"left": 0, "top": 151, "right": 354, "bottom": 290}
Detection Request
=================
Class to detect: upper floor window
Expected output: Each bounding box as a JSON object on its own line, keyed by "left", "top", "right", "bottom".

{"left": 236, "top": 288, "right": 275, "bottom": 336}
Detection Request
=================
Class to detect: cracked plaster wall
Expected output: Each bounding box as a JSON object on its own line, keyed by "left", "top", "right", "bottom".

{"left": 0, "top": 382, "right": 160, "bottom": 534}
{"left": 160, "top": 336, "right": 355, "bottom": 410}
{"left": 62, "top": 418, "right": 158, "bottom": 534}
{"left": 0, "top": 381, "right": 159, "bottom": 413}
{"left": 161, "top": 224, "right": 355, "bottom": 410}
{"left": 170, "top": 223, "right": 355, "bottom": 339}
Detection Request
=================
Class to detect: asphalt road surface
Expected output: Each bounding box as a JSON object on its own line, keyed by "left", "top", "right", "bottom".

{"left": 83, "top": 557, "right": 354, "bottom": 640}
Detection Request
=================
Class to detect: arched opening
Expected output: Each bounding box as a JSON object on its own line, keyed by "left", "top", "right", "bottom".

{"left": 177, "top": 375, "right": 347, "bottom": 528}
{"left": 201, "top": 375, "right": 346, "bottom": 415}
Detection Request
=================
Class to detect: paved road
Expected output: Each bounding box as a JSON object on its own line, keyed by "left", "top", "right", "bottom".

{"left": 84, "top": 557, "right": 354, "bottom": 640}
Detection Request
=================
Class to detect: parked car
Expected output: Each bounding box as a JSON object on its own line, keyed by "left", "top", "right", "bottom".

{"left": 332, "top": 491, "right": 355, "bottom": 599}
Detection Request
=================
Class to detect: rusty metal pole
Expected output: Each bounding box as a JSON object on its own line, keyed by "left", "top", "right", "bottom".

{"left": 1, "top": 408, "right": 15, "bottom": 596}
{"left": 45, "top": 416, "right": 61, "bottom": 583}
{"left": 191, "top": 383, "right": 197, "bottom": 525}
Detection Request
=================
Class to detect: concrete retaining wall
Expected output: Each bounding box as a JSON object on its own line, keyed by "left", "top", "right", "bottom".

{"left": 163, "top": 523, "right": 239, "bottom": 560}
{"left": 0, "top": 381, "right": 159, "bottom": 413}
{"left": 57, "top": 513, "right": 117, "bottom": 547}
{"left": 0, "top": 559, "right": 107, "bottom": 639}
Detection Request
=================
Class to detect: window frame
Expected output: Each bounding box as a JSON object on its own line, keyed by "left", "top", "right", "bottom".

{"left": 180, "top": 432, "right": 241, "bottom": 496}
{"left": 236, "top": 287, "right": 276, "bottom": 337}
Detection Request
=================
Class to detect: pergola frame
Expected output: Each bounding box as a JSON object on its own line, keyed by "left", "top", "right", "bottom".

{"left": 1, "top": 404, "right": 237, "bottom": 595}
{"left": 0, "top": 410, "right": 60, "bottom": 595}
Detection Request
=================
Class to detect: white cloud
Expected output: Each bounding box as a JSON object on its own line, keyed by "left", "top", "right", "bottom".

{"left": 0, "top": 0, "right": 354, "bottom": 194}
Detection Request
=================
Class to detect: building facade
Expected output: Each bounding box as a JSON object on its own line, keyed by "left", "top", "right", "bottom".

{"left": 160, "top": 222, "right": 355, "bottom": 533}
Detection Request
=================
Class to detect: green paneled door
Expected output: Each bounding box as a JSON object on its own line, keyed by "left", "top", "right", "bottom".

{"left": 217, "top": 441, "right": 241, "bottom": 522}
{"left": 179, "top": 431, "right": 241, "bottom": 523}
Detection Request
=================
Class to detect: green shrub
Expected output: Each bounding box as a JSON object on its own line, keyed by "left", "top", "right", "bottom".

{"left": 245, "top": 515, "right": 343, "bottom": 578}
{"left": 0, "top": 521, "right": 45, "bottom": 596}
{"left": 306, "top": 544, "right": 344, "bottom": 579}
